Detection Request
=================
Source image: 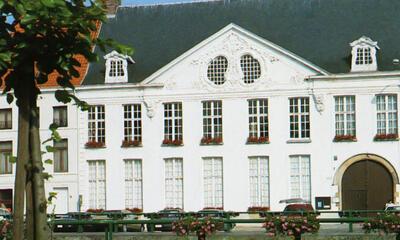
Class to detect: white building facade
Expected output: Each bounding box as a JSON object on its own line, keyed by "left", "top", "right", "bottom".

{"left": 1, "top": 0, "right": 400, "bottom": 214}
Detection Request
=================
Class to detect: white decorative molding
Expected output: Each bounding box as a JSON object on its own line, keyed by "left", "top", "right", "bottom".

{"left": 143, "top": 99, "right": 160, "bottom": 118}
{"left": 313, "top": 94, "right": 325, "bottom": 112}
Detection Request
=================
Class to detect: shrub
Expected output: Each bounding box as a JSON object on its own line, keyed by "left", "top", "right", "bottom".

{"left": 172, "top": 216, "right": 221, "bottom": 240}
{"left": 263, "top": 214, "right": 319, "bottom": 239}
{"left": 363, "top": 212, "right": 400, "bottom": 234}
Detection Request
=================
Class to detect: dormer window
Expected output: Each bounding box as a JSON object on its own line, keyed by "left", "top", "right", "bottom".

{"left": 350, "top": 36, "right": 379, "bottom": 72}
{"left": 104, "top": 50, "right": 134, "bottom": 83}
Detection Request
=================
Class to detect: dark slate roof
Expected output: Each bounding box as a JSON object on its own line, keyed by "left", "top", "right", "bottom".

{"left": 84, "top": 0, "right": 400, "bottom": 85}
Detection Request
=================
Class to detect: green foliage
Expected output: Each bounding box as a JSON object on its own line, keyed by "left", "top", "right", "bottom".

{"left": 363, "top": 212, "right": 400, "bottom": 234}
{"left": 263, "top": 214, "right": 320, "bottom": 237}
{"left": 0, "top": 220, "right": 12, "bottom": 240}
{"left": 0, "top": 0, "right": 133, "bottom": 107}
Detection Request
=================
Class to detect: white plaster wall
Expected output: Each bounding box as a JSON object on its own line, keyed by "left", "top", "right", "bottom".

{"left": 0, "top": 91, "right": 80, "bottom": 213}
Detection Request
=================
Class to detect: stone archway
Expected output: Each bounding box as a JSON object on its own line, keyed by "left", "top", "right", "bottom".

{"left": 333, "top": 154, "right": 399, "bottom": 210}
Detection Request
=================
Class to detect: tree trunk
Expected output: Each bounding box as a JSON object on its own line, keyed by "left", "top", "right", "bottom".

{"left": 13, "top": 95, "right": 30, "bottom": 240}
{"left": 29, "top": 101, "right": 50, "bottom": 239}
{"left": 26, "top": 179, "right": 34, "bottom": 240}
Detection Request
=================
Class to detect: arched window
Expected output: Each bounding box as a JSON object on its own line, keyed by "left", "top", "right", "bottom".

{"left": 207, "top": 56, "right": 228, "bottom": 85}
{"left": 240, "top": 54, "right": 261, "bottom": 84}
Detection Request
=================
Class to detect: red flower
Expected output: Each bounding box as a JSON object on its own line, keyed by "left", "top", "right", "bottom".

{"left": 333, "top": 135, "right": 356, "bottom": 142}
{"left": 374, "top": 133, "right": 398, "bottom": 141}
{"left": 125, "top": 208, "right": 143, "bottom": 213}
{"left": 201, "top": 137, "right": 223, "bottom": 144}
{"left": 121, "top": 139, "right": 141, "bottom": 147}
{"left": 85, "top": 141, "right": 105, "bottom": 148}
{"left": 163, "top": 139, "right": 183, "bottom": 146}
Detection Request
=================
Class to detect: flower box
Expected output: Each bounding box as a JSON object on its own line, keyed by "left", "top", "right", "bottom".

{"left": 200, "top": 137, "right": 223, "bottom": 145}
{"left": 162, "top": 139, "right": 183, "bottom": 146}
{"left": 85, "top": 141, "right": 105, "bottom": 148}
{"left": 247, "top": 136, "right": 269, "bottom": 144}
{"left": 202, "top": 207, "right": 223, "bottom": 211}
{"left": 333, "top": 135, "right": 356, "bottom": 142}
{"left": 247, "top": 206, "right": 270, "bottom": 212}
{"left": 121, "top": 139, "right": 141, "bottom": 147}
{"left": 86, "top": 208, "right": 104, "bottom": 213}
{"left": 374, "top": 133, "right": 398, "bottom": 141}
{"left": 125, "top": 208, "right": 143, "bottom": 213}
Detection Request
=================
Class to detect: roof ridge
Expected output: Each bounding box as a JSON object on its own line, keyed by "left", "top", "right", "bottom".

{"left": 121, "top": 0, "right": 223, "bottom": 8}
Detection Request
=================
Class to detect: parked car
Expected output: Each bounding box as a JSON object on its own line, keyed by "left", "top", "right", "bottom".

{"left": 144, "top": 208, "right": 184, "bottom": 232}
{"left": 196, "top": 209, "right": 237, "bottom": 232}
{"left": 121, "top": 209, "right": 144, "bottom": 232}
{"left": 0, "top": 208, "right": 11, "bottom": 221}
{"left": 52, "top": 214, "right": 79, "bottom": 232}
{"left": 260, "top": 198, "right": 315, "bottom": 217}
{"left": 385, "top": 203, "right": 400, "bottom": 212}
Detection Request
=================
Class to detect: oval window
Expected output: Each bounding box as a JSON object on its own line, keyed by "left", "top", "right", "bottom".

{"left": 207, "top": 56, "right": 228, "bottom": 85}
{"left": 240, "top": 54, "right": 261, "bottom": 84}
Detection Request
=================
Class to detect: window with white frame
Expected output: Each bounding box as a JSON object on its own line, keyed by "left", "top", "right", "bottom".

{"left": 0, "top": 109, "right": 12, "bottom": 130}
{"left": 249, "top": 156, "right": 269, "bottom": 207}
{"left": 207, "top": 56, "right": 228, "bottom": 85}
{"left": 290, "top": 155, "right": 311, "bottom": 202}
{"left": 54, "top": 139, "right": 68, "bottom": 173}
{"left": 164, "top": 158, "right": 183, "bottom": 208}
{"left": 240, "top": 54, "right": 261, "bottom": 84}
{"left": 376, "top": 94, "right": 398, "bottom": 135}
{"left": 53, "top": 106, "right": 68, "bottom": 127}
{"left": 289, "top": 97, "right": 310, "bottom": 139}
{"left": 88, "top": 105, "right": 105, "bottom": 144}
{"left": 202, "top": 101, "right": 222, "bottom": 141}
{"left": 355, "top": 47, "right": 373, "bottom": 65}
{"left": 123, "top": 104, "right": 142, "bottom": 143}
{"left": 203, "top": 157, "right": 223, "bottom": 208}
{"left": 109, "top": 59, "right": 124, "bottom": 77}
{"left": 248, "top": 99, "right": 268, "bottom": 140}
{"left": 334, "top": 96, "right": 356, "bottom": 137}
{"left": 0, "top": 141, "right": 12, "bottom": 174}
{"left": 124, "top": 159, "right": 143, "bottom": 209}
{"left": 88, "top": 160, "right": 106, "bottom": 209}
{"left": 164, "top": 103, "right": 183, "bottom": 142}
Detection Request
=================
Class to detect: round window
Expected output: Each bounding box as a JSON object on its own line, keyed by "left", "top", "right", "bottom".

{"left": 207, "top": 56, "right": 228, "bottom": 85}
{"left": 240, "top": 54, "right": 261, "bottom": 84}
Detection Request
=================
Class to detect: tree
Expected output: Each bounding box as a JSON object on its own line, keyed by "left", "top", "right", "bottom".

{"left": 0, "top": 0, "right": 131, "bottom": 239}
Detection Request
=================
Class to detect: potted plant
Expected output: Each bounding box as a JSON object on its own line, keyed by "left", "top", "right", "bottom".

{"left": 85, "top": 141, "right": 105, "bottom": 148}
{"left": 247, "top": 136, "right": 269, "bottom": 144}
{"left": 162, "top": 139, "right": 183, "bottom": 146}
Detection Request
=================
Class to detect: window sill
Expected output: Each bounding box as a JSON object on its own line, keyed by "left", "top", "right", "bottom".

{"left": 333, "top": 139, "right": 357, "bottom": 143}
{"left": 286, "top": 139, "right": 311, "bottom": 144}
{"left": 200, "top": 142, "right": 223, "bottom": 146}
{"left": 85, "top": 146, "right": 106, "bottom": 149}
{"left": 161, "top": 144, "right": 184, "bottom": 147}
{"left": 246, "top": 141, "right": 270, "bottom": 145}
{"left": 121, "top": 144, "right": 142, "bottom": 148}
{"left": 373, "top": 138, "right": 399, "bottom": 142}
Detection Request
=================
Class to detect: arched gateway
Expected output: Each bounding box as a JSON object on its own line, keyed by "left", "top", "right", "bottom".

{"left": 334, "top": 154, "right": 399, "bottom": 210}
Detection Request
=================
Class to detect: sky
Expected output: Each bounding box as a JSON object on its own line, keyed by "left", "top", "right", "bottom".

{"left": 122, "top": 0, "right": 208, "bottom": 5}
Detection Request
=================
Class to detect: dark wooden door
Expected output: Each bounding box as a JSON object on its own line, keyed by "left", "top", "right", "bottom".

{"left": 342, "top": 160, "right": 393, "bottom": 210}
